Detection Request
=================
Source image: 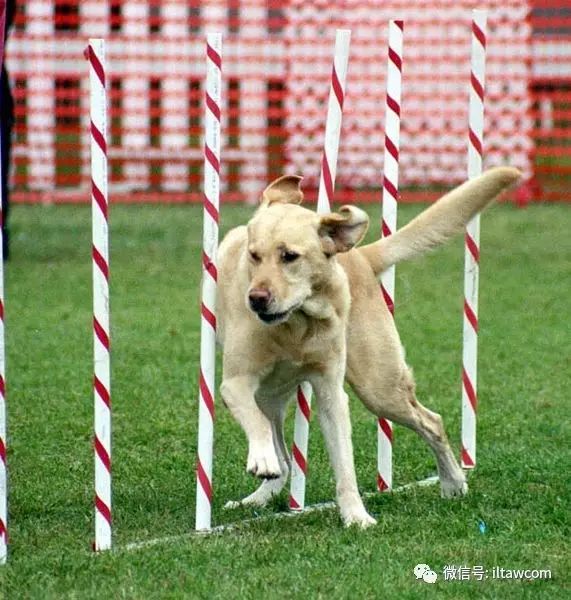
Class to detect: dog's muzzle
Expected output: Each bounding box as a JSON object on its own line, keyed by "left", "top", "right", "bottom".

{"left": 248, "top": 289, "right": 293, "bottom": 325}
{"left": 248, "top": 289, "right": 272, "bottom": 313}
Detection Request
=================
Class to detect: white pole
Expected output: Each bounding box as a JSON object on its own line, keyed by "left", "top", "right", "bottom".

{"left": 0, "top": 21, "right": 6, "bottom": 562}
{"left": 196, "top": 33, "right": 222, "bottom": 531}
{"left": 203, "top": 2, "right": 228, "bottom": 196}
{"left": 80, "top": 1, "right": 109, "bottom": 190}
{"left": 89, "top": 39, "right": 112, "bottom": 551}
{"left": 316, "top": 30, "right": 351, "bottom": 215}
{"left": 0, "top": 158, "right": 6, "bottom": 561}
{"left": 377, "top": 20, "right": 404, "bottom": 492}
{"left": 461, "top": 10, "right": 487, "bottom": 469}
{"left": 290, "top": 29, "right": 351, "bottom": 511}
{"left": 288, "top": 382, "right": 312, "bottom": 510}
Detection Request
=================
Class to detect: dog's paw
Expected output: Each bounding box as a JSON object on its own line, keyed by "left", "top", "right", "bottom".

{"left": 223, "top": 492, "right": 272, "bottom": 510}
{"left": 246, "top": 447, "right": 281, "bottom": 479}
{"left": 225, "top": 475, "right": 287, "bottom": 510}
{"left": 341, "top": 507, "right": 377, "bottom": 529}
{"left": 440, "top": 477, "right": 468, "bottom": 498}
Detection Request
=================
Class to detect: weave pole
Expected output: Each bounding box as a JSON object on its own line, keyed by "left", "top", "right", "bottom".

{"left": 461, "top": 10, "right": 487, "bottom": 469}
{"left": 0, "top": 0, "right": 7, "bottom": 565}
{"left": 88, "top": 39, "right": 112, "bottom": 551}
{"left": 316, "top": 29, "right": 351, "bottom": 215}
{"left": 195, "top": 33, "right": 222, "bottom": 531}
{"left": 289, "top": 29, "right": 351, "bottom": 511}
{"left": 0, "top": 156, "right": 5, "bottom": 564}
{"left": 377, "top": 20, "right": 404, "bottom": 493}
{"left": 289, "top": 382, "right": 312, "bottom": 510}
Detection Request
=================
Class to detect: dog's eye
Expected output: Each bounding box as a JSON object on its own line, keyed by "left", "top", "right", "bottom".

{"left": 249, "top": 251, "right": 261, "bottom": 263}
{"left": 281, "top": 250, "right": 299, "bottom": 263}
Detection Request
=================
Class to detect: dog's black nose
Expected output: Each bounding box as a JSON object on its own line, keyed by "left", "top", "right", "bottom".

{"left": 248, "top": 289, "right": 272, "bottom": 313}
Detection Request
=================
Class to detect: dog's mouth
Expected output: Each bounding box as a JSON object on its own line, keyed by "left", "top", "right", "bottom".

{"left": 256, "top": 309, "right": 291, "bottom": 324}
{"left": 254, "top": 302, "right": 303, "bottom": 325}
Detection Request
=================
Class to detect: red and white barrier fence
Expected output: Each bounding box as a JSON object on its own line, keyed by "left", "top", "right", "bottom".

{"left": 5, "top": 1, "right": 547, "bottom": 204}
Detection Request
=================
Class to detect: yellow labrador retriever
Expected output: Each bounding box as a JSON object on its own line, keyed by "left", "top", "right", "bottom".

{"left": 217, "top": 167, "right": 520, "bottom": 527}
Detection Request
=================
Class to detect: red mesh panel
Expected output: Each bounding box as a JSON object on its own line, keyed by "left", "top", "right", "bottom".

{"left": 286, "top": 0, "right": 533, "bottom": 198}
{"left": 530, "top": 1, "right": 571, "bottom": 202}
{"left": 4, "top": 0, "right": 569, "bottom": 204}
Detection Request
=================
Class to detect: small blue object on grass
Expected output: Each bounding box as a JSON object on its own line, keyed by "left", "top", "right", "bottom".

{"left": 478, "top": 520, "right": 487, "bottom": 534}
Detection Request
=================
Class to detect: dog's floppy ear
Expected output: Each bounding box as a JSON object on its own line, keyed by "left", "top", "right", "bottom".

{"left": 318, "top": 205, "right": 369, "bottom": 254}
{"left": 261, "top": 175, "right": 304, "bottom": 206}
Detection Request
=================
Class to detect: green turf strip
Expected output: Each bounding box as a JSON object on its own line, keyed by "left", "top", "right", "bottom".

{"left": 1, "top": 202, "right": 569, "bottom": 598}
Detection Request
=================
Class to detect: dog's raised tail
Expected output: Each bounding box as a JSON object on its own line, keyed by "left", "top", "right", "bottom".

{"left": 359, "top": 167, "right": 521, "bottom": 277}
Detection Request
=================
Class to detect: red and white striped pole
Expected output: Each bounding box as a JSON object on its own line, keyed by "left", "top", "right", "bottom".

{"left": 196, "top": 32, "right": 222, "bottom": 531}
{"left": 316, "top": 29, "right": 351, "bottom": 215}
{"left": 0, "top": 172, "right": 5, "bottom": 565}
{"left": 289, "top": 382, "right": 312, "bottom": 510}
{"left": 0, "top": 0, "right": 7, "bottom": 565}
{"left": 377, "top": 20, "right": 404, "bottom": 493}
{"left": 289, "top": 29, "right": 351, "bottom": 511}
{"left": 462, "top": 10, "right": 487, "bottom": 469}
{"left": 88, "top": 39, "right": 112, "bottom": 552}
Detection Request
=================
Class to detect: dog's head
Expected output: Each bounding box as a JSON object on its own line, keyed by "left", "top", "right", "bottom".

{"left": 245, "top": 175, "right": 369, "bottom": 325}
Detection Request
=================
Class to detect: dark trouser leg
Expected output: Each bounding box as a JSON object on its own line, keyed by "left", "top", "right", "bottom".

{"left": 1, "top": 120, "right": 11, "bottom": 260}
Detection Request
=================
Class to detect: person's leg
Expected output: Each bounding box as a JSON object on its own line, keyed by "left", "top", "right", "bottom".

{"left": 1, "top": 117, "right": 11, "bottom": 261}
{"left": 1, "top": 63, "right": 14, "bottom": 261}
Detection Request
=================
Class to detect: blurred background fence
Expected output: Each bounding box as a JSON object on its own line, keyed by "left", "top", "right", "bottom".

{"left": 6, "top": 0, "right": 571, "bottom": 204}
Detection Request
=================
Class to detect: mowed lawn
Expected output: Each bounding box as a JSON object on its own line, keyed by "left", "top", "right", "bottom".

{"left": 1, "top": 200, "right": 569, "bottom": 598}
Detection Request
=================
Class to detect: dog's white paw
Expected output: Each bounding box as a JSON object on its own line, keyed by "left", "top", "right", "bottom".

{"left": 224, "top": 496, "right": 267, "bottom": 510}
{"left": 341, "top": 507, "right": 377, "bottom": 529}
{"left": 246, "top": 447, "right": 282, "bottom": 479}
{"left": 440, "top": 477, "right": 468, "bottom": 498}
{"left": 225, "top": 475, "right": 288, "bottom": 510}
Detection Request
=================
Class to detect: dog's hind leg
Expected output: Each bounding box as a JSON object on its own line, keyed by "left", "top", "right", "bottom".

{"left": 408, "top": 402, "right": 468, "bottom": 498}
{"left": 391, "top": 368, "right": 467, "bottom": 497}
{"left": 348, "top": 364, "right": 467, "bottom": 498}
{"left": 225, "top": 401, "right": 291, "bottom": 509}
{"left": 345, "top": 276, "right": 467, "bottom": 497}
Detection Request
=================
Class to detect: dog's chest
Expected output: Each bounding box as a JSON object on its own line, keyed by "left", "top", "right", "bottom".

{"left": 255, "top": 318, "right": 344, "bottom": 403}
{"left": 256, "top": 360, "right": 306, "bottom": 402}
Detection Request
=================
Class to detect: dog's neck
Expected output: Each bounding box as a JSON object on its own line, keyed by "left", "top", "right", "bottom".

{"left": 302, "top": 259, "right": 350, "bottom": 322}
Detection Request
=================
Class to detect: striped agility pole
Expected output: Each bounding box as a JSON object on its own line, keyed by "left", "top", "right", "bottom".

{"left": 289, "top": 29, "right": 351, "bottom": 511}
{"left": 377, "top": 19, "right": 404, "bottom": 493}
{"left": 88, "top": 39, "right": 112, "bottom": 552}
{"left": 461, "top": 10, "right": 487, "bottom": 469}
{"left": 196, "top": 33, "right": 222, "bottom": 531}
{"left": 0, "top": 0, "right": 7, "bottom": 566}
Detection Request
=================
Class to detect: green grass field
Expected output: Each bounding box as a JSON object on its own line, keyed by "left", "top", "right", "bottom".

{"left": 1, "top": 201, "right": 569, "bottom": 598}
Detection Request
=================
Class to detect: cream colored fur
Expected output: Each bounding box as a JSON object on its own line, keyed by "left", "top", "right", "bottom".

{"left": 216, "top": 167, "right": 521, "bottom": 528}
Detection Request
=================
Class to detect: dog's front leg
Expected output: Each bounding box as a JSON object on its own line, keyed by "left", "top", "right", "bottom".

{"left": 312, "top": 373, "right": 376, "bottom": 528}
{"left": 221, "top": 375, "right": 281, "bottom": 479}
{"left": 225, "top": 404, "right": 290, "bottom": 509}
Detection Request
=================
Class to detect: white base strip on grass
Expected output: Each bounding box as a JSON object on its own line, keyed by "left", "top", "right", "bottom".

{"left": 123, "top": 475, "right": 439, "bottom": 552}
